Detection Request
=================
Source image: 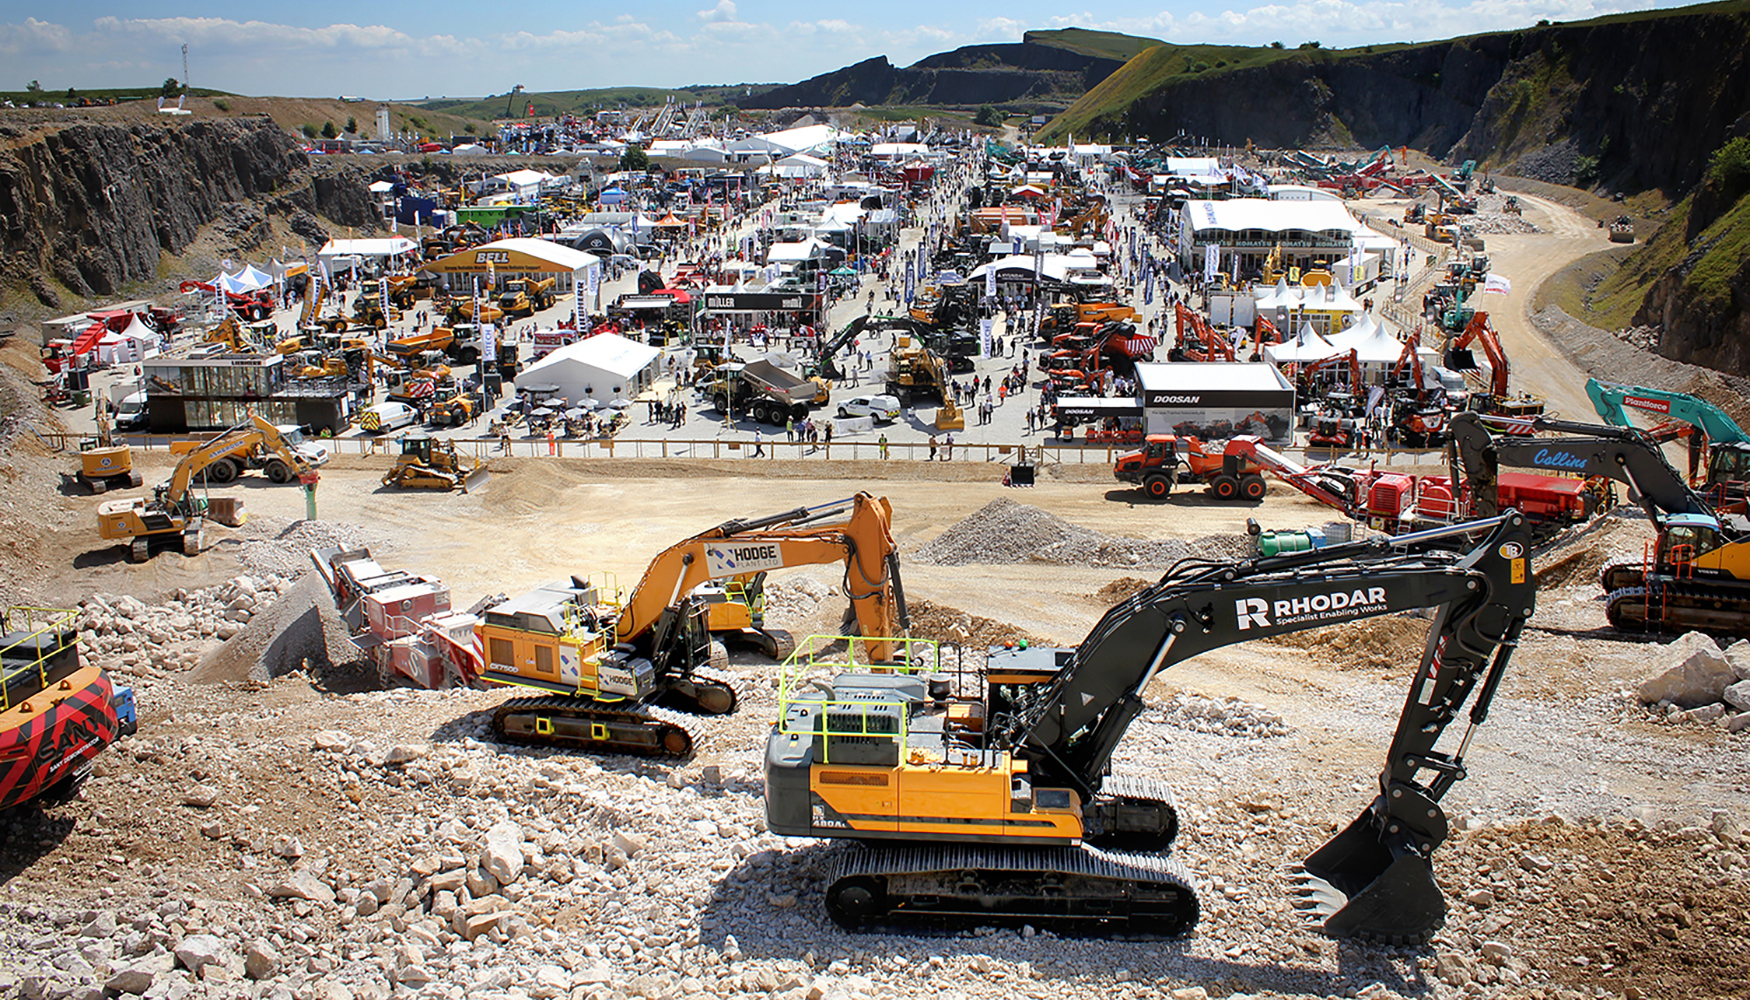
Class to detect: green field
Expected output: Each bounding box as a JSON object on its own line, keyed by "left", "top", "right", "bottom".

{"left": 1024, "top": 27, "right": 1167, "bottom": 62}
{"left": 1038, "top": 0, "right": 1750, "bottom": 143}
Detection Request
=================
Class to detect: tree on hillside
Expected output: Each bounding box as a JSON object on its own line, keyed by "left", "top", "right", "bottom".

{"left": 620, "top": 145, "right": 650, "bottom": 172}
{"left": 345, "top": 116, "right": 358, "bottom": 135}
{"left": 26, "top": 80, "right": 41, "bottom": 93}
{"left": 160, "top": 78, "right": 179, "bottom": 97}
{"left": 974, "top": 105, "right": 1000, "bottom": 127}
{"left": 321, "top": 121, "right": 338, "bottom": 139}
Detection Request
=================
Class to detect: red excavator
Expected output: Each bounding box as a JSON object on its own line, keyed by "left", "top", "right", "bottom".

{"left": 1445, "top": 312, "right": 1542, "bottom": 431}
{"left": 1171, "top": 303, "right": 1235, "bottom": 362}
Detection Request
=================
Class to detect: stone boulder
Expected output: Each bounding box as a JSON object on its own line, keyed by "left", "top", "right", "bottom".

{"left": 1638, "top": 632, "right": 1739, "bottom": 708}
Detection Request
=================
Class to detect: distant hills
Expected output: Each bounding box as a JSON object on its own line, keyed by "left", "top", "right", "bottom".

{"left": 415, "top": 84, "right": 778, "bottom": 121}
{"left": 737, "top": 28, "right": 1165, "bottom": 110}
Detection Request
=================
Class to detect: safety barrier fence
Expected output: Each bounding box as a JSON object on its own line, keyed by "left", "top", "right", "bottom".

{"left": 49, "top": 431, "right": 1451, "bottom": 469}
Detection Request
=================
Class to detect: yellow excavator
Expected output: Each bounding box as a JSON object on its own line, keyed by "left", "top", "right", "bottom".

{"left": 95, "top": 413, "right": 318, "bottom": 561}
{"left": 767, "top": 513, "right": 1539, "bottom": 945}
{"left": 63, "top": 408, "right": 141, "bottom": 495}
{"left": 483, "top": 492, "right": 907, "bottom": 756}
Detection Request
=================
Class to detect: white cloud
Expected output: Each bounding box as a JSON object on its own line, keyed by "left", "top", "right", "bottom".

{"left": 0, "top": 17, "right": 74, "bottom": 55}
{"left": 696, "top": 0, "right": 737, "bottom": 22}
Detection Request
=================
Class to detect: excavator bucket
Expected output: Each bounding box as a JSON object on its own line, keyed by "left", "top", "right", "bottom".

{"left": 1291, "top": 799, "right": 1446, "bottom": 945}
{"left": 1443, "top": 346, "right": 1477, "bottom": 371}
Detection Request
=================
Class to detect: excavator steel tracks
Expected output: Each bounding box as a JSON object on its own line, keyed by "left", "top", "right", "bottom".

{"left": 491, "top": 696, "right": 698, "bottom": 758}
{"left": 822, "top": 843, "right": 1200, "bottom": 937}
{"left": 1605, "top": 584, "right": 1750, "bottom": 633}
{"left": 1093, "top": 774, "right": 1182, "bottom": 850}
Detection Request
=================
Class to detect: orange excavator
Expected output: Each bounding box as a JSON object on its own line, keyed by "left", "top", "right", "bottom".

{"left": 1445, "top": 312, "right": 1543, "bottom": 430}
{"left": 1171, "top": 303, "right": 1235, "bottom": 362}
{"left": 481, "top": 493, "right": 908, "bottom": 756}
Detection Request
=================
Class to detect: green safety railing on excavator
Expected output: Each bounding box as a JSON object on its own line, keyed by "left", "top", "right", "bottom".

{"left": 1, "top": 607, "right": 79, "bottom": 713}
{"left": 776, "top": 634, "right": 953, "bottom": 762}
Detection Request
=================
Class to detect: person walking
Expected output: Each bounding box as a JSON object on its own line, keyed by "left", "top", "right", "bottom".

{"left": 943, "top": 433, "right": 953, "bottom": 461}
{"left": 878, "top": 433, "right": 889, "bottom": 459}
{"left": 928, "top": 435, "right": 938, "bottom": 461}
{"left": 751, "top": 429, "right": 764, "bottom": 457}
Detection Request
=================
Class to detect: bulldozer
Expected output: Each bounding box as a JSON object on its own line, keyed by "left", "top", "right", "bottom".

{"left": 497, "top": 276, "right": 558, "bottom": 318}
{"left": 381, "top": 436, "right": 490, "bottom": 493}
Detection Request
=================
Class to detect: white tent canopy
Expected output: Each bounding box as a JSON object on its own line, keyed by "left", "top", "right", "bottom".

{"left": 1263, "top": 324, "right": 1338, "bottom": 364}
{"left": 97, "top": 314, "right": 162, "bottom": 365}
{"left": 1324, "top": 311, "right": 1378, "bottom": 350}
{"left": 515, "top": 333, "right": 662, "bottom": 403}
{"left": 1350, "top": 322, "right": 1406, "bottom": 364}
{"left": 318, "top": 237, "right": 418, "bottom": 276}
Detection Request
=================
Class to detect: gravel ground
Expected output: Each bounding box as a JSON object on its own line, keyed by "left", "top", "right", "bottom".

{"left": 3, "top": 169, "right": 1748, "bottom": 1000}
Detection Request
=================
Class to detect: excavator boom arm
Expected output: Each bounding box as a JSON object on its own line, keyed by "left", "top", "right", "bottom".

{"left": 1448, "top": 411, "right": 1711, "bottom": 520}
{"left": 1586, "top": 378, "right": 1750, "bottom": 445}
{"left": 615, "top": 493, "right": 906, "bottom": 655}
{"left": 1014, "top": 515, "right": 1535, "bottom": 800}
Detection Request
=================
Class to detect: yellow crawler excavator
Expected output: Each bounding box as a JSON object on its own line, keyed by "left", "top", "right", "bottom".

{"left": 483, "top": 493, "right": 908, "bottom": 757}
{"left": 95, "top": 413, "right": 319, "bottom": 561}
{"left": 767, "top": 513, "right": 1538, "bottom": 945}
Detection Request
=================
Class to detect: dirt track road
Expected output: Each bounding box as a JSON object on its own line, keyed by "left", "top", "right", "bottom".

{"left": 1468, "top": 194, "right": 1615, "bottom": 420}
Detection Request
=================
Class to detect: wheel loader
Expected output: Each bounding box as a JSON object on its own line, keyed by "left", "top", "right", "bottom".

{"left": 380, "top": 436, "right": 490, "bottom": 493}
{"left": 766, "top": 513, "right": 1538, "bottom": 945}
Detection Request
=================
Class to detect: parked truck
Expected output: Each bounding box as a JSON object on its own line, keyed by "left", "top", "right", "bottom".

{"left": 707, "top": 360, "right": 818, "bottom": 425}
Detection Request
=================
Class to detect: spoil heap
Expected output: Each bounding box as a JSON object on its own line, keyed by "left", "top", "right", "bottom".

{"left": 191, "top": 574, "right": 361, "bottom": 685}
{"left": 916, "top": 499, "right": 1260, "bottom": 568}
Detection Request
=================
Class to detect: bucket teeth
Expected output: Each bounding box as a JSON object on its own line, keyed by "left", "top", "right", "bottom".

{"left": 1288, "top": 871, "right": 1348, "bottom": 922}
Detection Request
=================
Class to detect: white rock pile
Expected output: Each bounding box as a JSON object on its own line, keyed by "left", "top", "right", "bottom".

{"left": 1151, "top": 691, "right": 1293, "bottom": 738}
{"left": 916, "top": 499, "right": 1252, "bottom": 569}
{"left": 1634, "top": 631, "right": 1750, "bottom": 732}
{"left": 74, "top": 576, "right": 294, "bottom": 682}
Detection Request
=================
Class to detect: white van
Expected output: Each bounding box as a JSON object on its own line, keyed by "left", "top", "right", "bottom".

{"left": 114, "top": 392, "right": 148, "bottom": 430}
{"left": 359, "top": 401, "right": 418, "bottom": 433}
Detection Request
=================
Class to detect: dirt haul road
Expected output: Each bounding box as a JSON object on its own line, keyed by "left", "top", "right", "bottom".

{"left": 1475, "top": 194, "right": 1616, "bottom": 421}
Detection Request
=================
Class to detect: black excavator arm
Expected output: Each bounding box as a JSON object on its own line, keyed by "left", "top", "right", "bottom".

{"left": 1005, "top": 513, "right": 1538, "bottom": 943}
{"left": 1448, "top": 411, "right": 1713, "bottom": 521}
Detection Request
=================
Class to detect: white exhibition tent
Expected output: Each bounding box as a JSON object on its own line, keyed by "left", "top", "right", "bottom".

{"left": 515, "top": 333, "right": 662, "bottom": 404}
{"left": 318, "top": 237, "right": 419, "bottom": 276}
{"left": 766, "top": 239, "right": 830, "bottom": 264}
{"left": 494, "top": 169, "right": 558, "bottom": 197}
{"left": 96, "top": 314, "right": 162, "bottom": 365}
{"left": 214, "top": 265, "right": 274, "bottom": 294}
{"left": 1263, "top": 324, "right": 1338, "bottom": 364}
{"left": 1324, "top": 311, "right": 1379, "bottom": 350}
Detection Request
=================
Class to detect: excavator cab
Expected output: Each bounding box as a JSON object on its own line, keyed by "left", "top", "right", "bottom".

{"left": 1657, "top": 514, "right": 1724, "bottom": 572}
{"left": 1708, "top": 442, "right": 1750, "bottom": 500}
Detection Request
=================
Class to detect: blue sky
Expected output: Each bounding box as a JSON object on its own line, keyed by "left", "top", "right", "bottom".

{"left": 2, "top": 0, "right": 1682, "bottom": 99}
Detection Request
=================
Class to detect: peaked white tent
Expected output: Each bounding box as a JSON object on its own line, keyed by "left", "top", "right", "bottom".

{"left": 96, "top": 314, "right": 162, "bottom": 365}
{"left": 1264, "top": 324, "right": 1337, "bottom": 364}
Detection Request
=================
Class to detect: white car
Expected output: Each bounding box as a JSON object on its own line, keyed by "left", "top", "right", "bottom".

{"left": 359, "top": 401, "right": 418, "bottom": 433}
{"left": 836, "top": 394, "right": 902, "bottom": 423}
